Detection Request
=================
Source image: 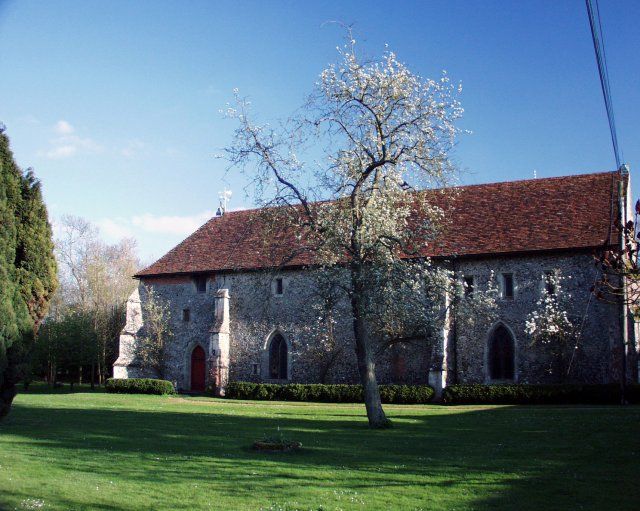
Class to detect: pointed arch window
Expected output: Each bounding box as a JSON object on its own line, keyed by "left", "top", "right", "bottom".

{"left": 488, "top": 324, "right": 515, "bottom": 381}
{"left": 269, "top": 333, "right": 288, "bottom": 379}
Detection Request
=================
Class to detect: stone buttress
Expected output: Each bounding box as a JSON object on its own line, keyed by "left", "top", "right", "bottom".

{"left": 208, "top": 289, "right": 230, "bottom": 396}
{"left": 113, "top": 288, "right": 144, "bottom": 378}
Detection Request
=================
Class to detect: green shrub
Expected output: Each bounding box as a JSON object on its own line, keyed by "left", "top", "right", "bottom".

{"left": 224, "top": 382, "right": 434, "bottom": 404}
{"left": 105, "top": 378, "right": 176, "bottom": 396}
{"left": 379, "top": 384, "right": 436, "bottom": 404}
{"left": 625, "top": 383, "right": 640, "bottom": 404}
{"left": 441, "top": 383, "right": 623, "bottom": 405}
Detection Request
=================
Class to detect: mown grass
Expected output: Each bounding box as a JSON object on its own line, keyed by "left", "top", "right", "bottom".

{"left": 0, "top": 384, "right": 638, "bottom": 510}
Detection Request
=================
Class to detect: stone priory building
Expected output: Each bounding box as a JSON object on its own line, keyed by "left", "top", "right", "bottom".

{"left": 114, "top": 170, "right": 638, "bottom": 395}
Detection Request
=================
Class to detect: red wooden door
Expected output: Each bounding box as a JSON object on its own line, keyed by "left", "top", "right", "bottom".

{"left": 191, "top": 345, "right": 206, "bottom": 392}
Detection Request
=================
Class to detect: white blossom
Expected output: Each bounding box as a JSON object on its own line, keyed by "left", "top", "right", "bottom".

{"left": 524, "top": 272, "right": 579, "bottom": 380}
{"left": 225, "top": 38, "right": 467, "bottom": 426}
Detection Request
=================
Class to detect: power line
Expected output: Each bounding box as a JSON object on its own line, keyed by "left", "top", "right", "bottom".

{"left": 585, "top": 0, "right": 621, "bottom": 169}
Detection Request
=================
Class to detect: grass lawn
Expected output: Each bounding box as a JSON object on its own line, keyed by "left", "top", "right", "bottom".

{"left": 1, "top": 386, "right": 638, "bottom": 511}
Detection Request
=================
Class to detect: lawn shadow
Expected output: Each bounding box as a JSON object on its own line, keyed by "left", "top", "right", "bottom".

{"left": 2, "top": 398, "right": 639, "bottom": 510}
{"left": 19, "top": 382, "right": 106, "bottom": 395}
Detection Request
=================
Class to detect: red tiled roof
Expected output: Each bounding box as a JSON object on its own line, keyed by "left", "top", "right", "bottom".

{"left": 136, "top": 171, "right": 623, "bottom": 277}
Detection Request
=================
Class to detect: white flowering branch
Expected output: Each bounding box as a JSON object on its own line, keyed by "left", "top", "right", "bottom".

{"left": 525, "top": 273, "right": 578, "bottom": 380}
{"left": 225, "top": 37, "right": 464, "bottom": 428}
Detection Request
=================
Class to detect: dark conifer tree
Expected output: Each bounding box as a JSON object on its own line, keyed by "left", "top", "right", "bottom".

{"left": 0, "top": 125, "right": 57, "bottom": 418}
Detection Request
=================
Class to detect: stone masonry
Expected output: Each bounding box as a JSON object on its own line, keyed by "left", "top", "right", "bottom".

{"left": 114, "top": 252, "right": 630, "bottom": 393}
{"left": 113, "top": 171, "right": 638, "bottom": 394}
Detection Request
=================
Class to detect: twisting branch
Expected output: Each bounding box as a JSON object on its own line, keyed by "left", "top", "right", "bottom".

{"left": 593, "top": 200, "right": 640, "bottom": 313}
{"left": 224, "top": 37, "right": 466, "bottom": 428}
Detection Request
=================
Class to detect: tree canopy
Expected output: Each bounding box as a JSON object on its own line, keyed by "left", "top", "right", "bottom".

{"left": 226, "top": 41, "right": 469, "bottom": 427}
{"left": 34, "top": 215, "right": 140, "bottom": 388}
{"left": 0, "top": 125, "right": 57, "bottom": 418}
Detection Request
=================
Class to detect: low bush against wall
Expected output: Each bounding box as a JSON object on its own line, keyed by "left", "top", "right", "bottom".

{"left": 105, "top": 378, "right": 176, "bottom": 395}
{"left": 623, "top": 384, "right": 640, "bottom": 404}
{"left": 225, "top": 382, "right": 435, "bottom": 404}
{"left": 441, "top": 383, "right": 636, "bottom": 405}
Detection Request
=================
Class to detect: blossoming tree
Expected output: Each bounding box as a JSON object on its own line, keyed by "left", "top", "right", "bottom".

{"left": 136, "top": 286, "right": 173, "bottom": 380}
{"left": 226, "top": 40, "right": 466, "bottom": 427}
{"left": 594, "top": 201, "right": 640, "bottom": 315}
{"left": 525, "top": 273, "right": 578, "bottom": 381}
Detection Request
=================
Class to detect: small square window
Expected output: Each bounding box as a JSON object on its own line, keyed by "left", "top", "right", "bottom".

{"left": 194, "top": 275, "right": 207, "bottom": 293}
{"left": 182, "top": 309, "right": 190, "bottom": 322}
{"left": 501, "top": 273, "right": 514, "bottom": 299}
{"left": 275, "top": 277, "right": 284, "bottom": 296}
{"left": 463, "top": 276, "right": 475, "bottom": 296}
{"left": 544, "top": 271, "right": 556, "bottom": 295}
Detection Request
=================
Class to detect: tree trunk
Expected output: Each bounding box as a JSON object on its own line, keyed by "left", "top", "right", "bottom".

{"left": 350, "top": 277, "right": 390, "bottom": 428}
{"left": 0, "top": 366, "right": 17, "bottom": 420}
{"left": 101, "top": 340, "right": 107, "bottom": 384}
{"left": 1, "top": 347, "right": 27, "bottom": 419}
{"left": 0, "top": 382, "right": 17, "bottom": 419}
{"left": 355, "top": 335, "right": 389, "bottom": 428}
{"left": 319, "top": 348, "right": 341, "bottom": 384}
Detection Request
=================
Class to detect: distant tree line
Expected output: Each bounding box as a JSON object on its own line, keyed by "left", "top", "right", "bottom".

{"left": 0, "top": 125, "right": 57, "bottom": 418}
{"left": 0, "top": 125, "right": 143, "bottom": 419}
{"left": 33, "top": 215, "right": 141, "bottom": 388}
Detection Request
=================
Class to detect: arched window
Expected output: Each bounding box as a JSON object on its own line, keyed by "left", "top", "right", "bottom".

{"left": 269, "top": 334, "right": 288, "bottom": 379}
{"left": 488, "top": 324, "right": 515, "bottom": 381}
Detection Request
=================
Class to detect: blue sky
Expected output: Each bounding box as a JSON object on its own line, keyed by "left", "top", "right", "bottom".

{"left": 1, "top": 0, "right": 638, "bottom": 262}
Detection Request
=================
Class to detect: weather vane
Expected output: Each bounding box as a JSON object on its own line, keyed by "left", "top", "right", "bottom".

{"left": 216, "top": 188, "right": 232, "bottom": 216}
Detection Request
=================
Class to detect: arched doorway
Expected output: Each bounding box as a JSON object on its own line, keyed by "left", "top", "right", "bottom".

{"left": 488, "top": 324, "right": 515, "bottom": 381}
{"left": 269, "top": 333, "right": 288, "bottom": 379}
{"left": 190, "top": 345, "right": 206, "bottom": 392}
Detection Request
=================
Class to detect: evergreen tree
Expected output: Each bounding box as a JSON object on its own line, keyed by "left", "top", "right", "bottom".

{"left": 0, "top": 125, "right": 57, "bottom": 418}
{"left": 16, "top": 168, "right": 57, "bottom": 325}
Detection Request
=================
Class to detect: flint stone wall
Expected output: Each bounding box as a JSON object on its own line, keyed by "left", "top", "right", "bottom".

{"left": 115, "top": 251, "right": 626, "bottom": 391}
{"left": 453, "top": 252, "right": 621, "bottom": 384}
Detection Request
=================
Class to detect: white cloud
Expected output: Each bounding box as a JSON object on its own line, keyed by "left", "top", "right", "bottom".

{"left": 120, "top": 139, "right": 146, "bottom": 158}
{"left": 46, "top": 145, "right": 77, "bottom": 159}
{"left": 163, "top": 146, "right": 183, "bottom": 158}
{"left": 97, "top": 218, "right": 134, "bottom": 241}
{"left": 39, "top": 120, "right": 103, "bottom": 160}
{"left": 131, "top": 211, "right": 214, "bottom": 235}
{"left": 92, "top": 210, "right": 215, "bottom": 244}
{"left": 70, "top": 135, "right": 103, "bottom": 152}
{"left": 54, "top": 120, "right": 75, "bottom": 135}
{"left": 57, "top": 206, "right": 247, "bottom": 261}
{"left": 20, "top": 114, "right": 41, "bottom": 126}
{"left": 49, "top": 217, "right": 64, "bottom": 240}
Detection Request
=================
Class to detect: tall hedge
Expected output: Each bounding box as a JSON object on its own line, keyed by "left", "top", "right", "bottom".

{"left": 0, "top": 126, "right": 57, "bottom": 418}
{"left": 225, "top": 382, "right": 435, "bottom": 404}
{"left": 441, "top": 384, "right": 625, "bottom": 405}
{"left": 105, "top": 378, "right": 176, "bottom": 396}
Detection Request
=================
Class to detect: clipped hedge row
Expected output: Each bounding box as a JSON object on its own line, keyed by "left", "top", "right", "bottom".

{"left": 105, "top": 378, "right": 176, "bottom": 395}
{"left": 441, "top": 383, "right": 630, "bottom": 405}
{"left": 225, "top": 382, "right": 434, "bottom": 404}
{"left": 624, "top": 384, "right": 640, "bottom": 404}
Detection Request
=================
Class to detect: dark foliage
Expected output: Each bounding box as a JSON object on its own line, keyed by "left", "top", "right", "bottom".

{"left": 592, "top": 187, "right": 640, "bottom": 316}
{"left": 441, "top": 383, "right": 635, "bottom": 405}
{"left": 624, "top": 383, "right": 640, "bottom": 404}
{"left": 225, "top": 381, "right": 434, "bottom": 404}
{"left": 105, "top": 378, "right": 176, "bottom": 395}
{"left": 34, "top": 311, "right": 97, "bottom": 385}
{"left": 0, "top": 126, "right": 57, "bottom": 418}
